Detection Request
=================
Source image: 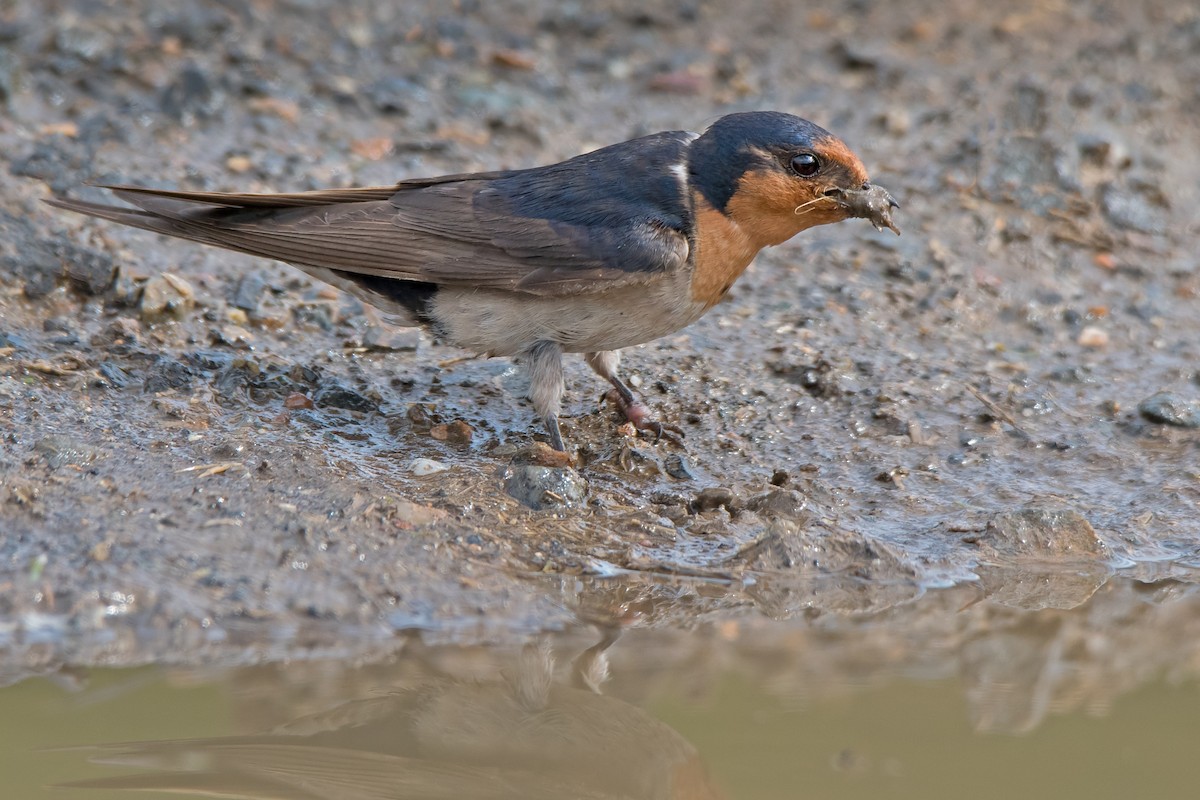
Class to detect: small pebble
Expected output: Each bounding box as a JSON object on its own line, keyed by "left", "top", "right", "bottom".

{"left": 1138, "top": 392, "right": 1200, "bottom": 428}
{"left": 159, "top": 64, "right": 219, "bottom": 120}
{"left": 225, "top": 154, "right": 253, "bottom": 173}
{"left": 503, "top": 465, "right": 587, "bottom": 509}
{"left": 1077, "top": 326, "right": 1108, "bottom": 348}
{"left": 284, "top": 392, "right": 314, "bottom": 410}
{"left": 391, "top": 500, "right": 448, "bottom": 529}
{"left": 430, "top": 420, "right": 473, "bottom": 444}
{"left": 89, "top": 540, "right": 112, "bottom": 562}
{"left": 62, "top": 243, "right": 117, "bottom": 295}
{"left": 363, "top": 326, "right": 420, "bottom": 352}
{"left": 142, "top": 356, "right": 194, "bottom": 393}
{"left": 350, "top": 137, "right": 393, "bottom": 160}
{"left": 232, "top": 273, "right": 267, "bottom": 312}
{"left": 491, "top": 49, "right": 536, "bottom": 70}
{"left": 663, "top": 453, "right": 695, "bottom": 480}
{"left": 35, "top": 435, "right": 101, "bottom": 469}
{"left": 406, "top": 404, "right": 434, "bottom": 433}
{"left": 743, "top": 489, "right": 807, "bottom": 519}
{"left": 313, "top": 383, "right": 379, "bottom": 413}
{"left": 211, "top": 324, "right": 253, "bottom": 348}
{"left": 1101, "top": 185, "right": 1167, "bottom": 235}
{"left": 410, "top": 458, "right": 449, "bottom": 476}
{"left": 983, "top": 508, "right": 1107, "bottom": 558}
{"left": 90, "top": 317, "right": 141, "bottom": 348}
{"left": 140, "top": 272, "right": 195, "bottom": 319}
{"left": 647, "top": 69, "right": 707, "bottom": 94}
{"left": 691, "top": 486, "right": 736, "bottom": 513}
{"left": 510, "top": 442, "right": 575, "bottom": 468}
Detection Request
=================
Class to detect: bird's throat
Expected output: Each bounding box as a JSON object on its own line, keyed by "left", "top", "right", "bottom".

{"left": 690, "top": 195, "right": 762, "bottom": 308}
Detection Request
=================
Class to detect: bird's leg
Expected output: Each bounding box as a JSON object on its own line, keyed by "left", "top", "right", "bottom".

{"left": 526, "top": 340, "right": 567, "bottom": 451}
{"left": 514, "top": 639, "right": 555, "bottom": 711}
{"left": 584, "top": 350, "right": 684, "bottom": 444}
{"left": 571, "top": 627, "right": 622, "bottom": 694}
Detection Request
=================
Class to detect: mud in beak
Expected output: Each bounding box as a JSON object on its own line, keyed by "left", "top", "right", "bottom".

{"left": 824, "top": 183, "right": 901, "bottom": 235}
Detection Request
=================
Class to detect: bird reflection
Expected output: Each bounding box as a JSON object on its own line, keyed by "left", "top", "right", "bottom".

{"left": 61, "top": 630, "right": 724, "bottom": 800}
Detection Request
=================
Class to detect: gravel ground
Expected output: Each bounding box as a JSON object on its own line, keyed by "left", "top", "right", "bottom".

{"left": 1, "top": 0, "right": 1199, "bottom": 669}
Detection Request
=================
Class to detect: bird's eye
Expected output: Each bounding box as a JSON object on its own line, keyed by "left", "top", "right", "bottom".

{"left": 791, "top": 153, "right": 820, "bottom": 177}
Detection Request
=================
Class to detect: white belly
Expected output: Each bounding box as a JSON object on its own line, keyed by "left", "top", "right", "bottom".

{"left": 430, "top": 272, "right": 710, "bottom": 355}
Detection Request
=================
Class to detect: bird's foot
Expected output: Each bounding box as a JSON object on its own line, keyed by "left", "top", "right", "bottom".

{"left": 603, "top": 389, "right": 684, "bottom": 445}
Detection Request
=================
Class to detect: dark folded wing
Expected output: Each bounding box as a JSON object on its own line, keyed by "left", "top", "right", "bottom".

{"left": 49, "top": 168, "right": 691, "bottom": 296}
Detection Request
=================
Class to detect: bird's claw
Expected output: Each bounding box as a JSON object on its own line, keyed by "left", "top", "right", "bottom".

{"left": 637, "top": 419, "right": 686, "bottom": 446}
{"left": 602, "top": 389, "right": 685, "bottom": 446}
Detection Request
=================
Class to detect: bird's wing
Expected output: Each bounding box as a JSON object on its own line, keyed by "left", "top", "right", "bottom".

{"left": 49, "top": 169, "right": 690, "bottom": 297}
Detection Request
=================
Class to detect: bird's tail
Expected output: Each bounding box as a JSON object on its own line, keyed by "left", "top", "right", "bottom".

{"left": 47, "top": 184, "right": 437, "bottom": 329}
{"left": 45, "top": 183, "right": 400, "bottom": 260}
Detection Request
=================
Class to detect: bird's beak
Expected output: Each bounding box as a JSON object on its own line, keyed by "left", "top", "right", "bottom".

{"left": 823, "top": 183, "right": 901, "bottom": 235}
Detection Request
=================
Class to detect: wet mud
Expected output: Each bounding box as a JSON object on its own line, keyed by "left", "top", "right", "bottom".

{"left": 1, "top": 0, "right": 1200, "bottom": 674}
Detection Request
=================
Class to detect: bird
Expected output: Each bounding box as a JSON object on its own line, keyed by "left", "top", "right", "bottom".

{"left": 56, "top": 635, "right": 726, "bottom": 800}
{"left": 48, "top": 111, "right": 899, "bottom": 452}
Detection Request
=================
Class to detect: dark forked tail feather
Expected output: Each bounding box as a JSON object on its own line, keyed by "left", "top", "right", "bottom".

{"left": 47, "top": 184, "right": 440, "bottom": 328}
{"left": 45, "top": 184, "right": 398, "bottom": 265}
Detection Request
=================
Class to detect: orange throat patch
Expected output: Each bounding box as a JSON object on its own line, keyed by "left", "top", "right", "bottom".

{"left": 689, "top": 193, "right": 762, "bottom": 308}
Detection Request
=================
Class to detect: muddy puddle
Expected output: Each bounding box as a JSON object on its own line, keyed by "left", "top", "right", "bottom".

{"left": 2, "top": 0, "right": 1200, "bottom": 782}
{"left": 4, "top": 576, "right": 1200, "bottom": 799}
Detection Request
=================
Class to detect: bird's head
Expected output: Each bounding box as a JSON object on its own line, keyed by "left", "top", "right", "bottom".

{"left": 688, "top": 111, "right": 899, "bottom": 247}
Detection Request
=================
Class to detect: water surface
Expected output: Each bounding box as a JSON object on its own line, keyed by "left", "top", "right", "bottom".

{"left": 4, "top": 576, "right": 1197, "bottom": 799}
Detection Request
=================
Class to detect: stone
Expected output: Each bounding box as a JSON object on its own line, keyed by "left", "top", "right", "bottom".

{"left": 142, "top": 356, "right": 195, "bottom": 393}
{"left": 391, "top": 500, "right": 448, "bottom": 529}
{"left": 232, "top": 273, "right": 267, "bottom": 312}
{"left": 743, "top": 489, "right": 808, "bottom": 519}
{"left": 982, "top": 508, "right": 1107, "bottom": 559}
{"left": 283, "top": 392, "right": 314, "bottom": 410}
{"left": 690, "top": 486, "right": 735, "bottom": 513}
{"left": 363, "top": 326, "right": 420, "bottom": 352}
{"left": 159, "top": 63, "right": 220, "bottom": 121}
{"left": 409, "top": 458, "right": 449, "bottom": 476}
{"left": 429, "top": 420, "right": 473, "bottom": 444}
{"left": 313, "top": 383, "right": 379, "bottom": 413}
{"left": 35, "top": 435, "right": 101, "bottom": 468}
{"left": 504, "top": 465, "right": 587, "bottom": 510}
{"left": 1138, "top": 392, "right": 1200, "bottom": 428}
{"left": 1101, "top": 185, "right": 1168, "bottom": 235}
{"left": 140, "top": 273, "right": 195, "bottom": 319}
{"left": 663, "top": 453, "right": 695, "bottom": 480}
{"left": 97, "top": 362, "right": 132, "bottom": 388}
{"left": 60, "top": 242, "right": 117, "bottom": 294}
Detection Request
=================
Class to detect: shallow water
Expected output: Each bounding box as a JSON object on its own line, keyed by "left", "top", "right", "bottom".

{"left": 4, "top": 575, "right": 1198, "bottom": 799}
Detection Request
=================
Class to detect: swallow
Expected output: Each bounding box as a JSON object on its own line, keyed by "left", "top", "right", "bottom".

{"left": 48, "top": 111, "right": 899, "bottom": 452}
{"left": 58, "top": 635, "right": 724, "bottom": 800}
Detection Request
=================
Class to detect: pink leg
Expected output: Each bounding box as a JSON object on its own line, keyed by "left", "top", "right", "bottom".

{"left": 584, "top": 351, "right": 684, "bottom": 444}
